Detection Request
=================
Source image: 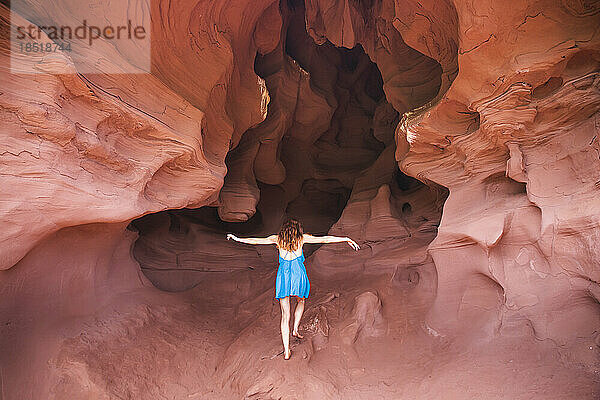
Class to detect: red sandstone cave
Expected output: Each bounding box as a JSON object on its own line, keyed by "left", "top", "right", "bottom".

{"left": 1, "top": 0, "right": 600, "bottom": 398}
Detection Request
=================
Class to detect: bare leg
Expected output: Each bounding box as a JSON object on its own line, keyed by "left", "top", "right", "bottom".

{"left": 292, "top": 297, "right": 305, "bottom": 338}
{"left": 279, "top": 297, "right": 291, "bottom": 359}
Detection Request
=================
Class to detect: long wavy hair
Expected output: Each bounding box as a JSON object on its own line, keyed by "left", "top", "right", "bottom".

{"left": 277, "top": 218, "right": 304, "bottom": 251}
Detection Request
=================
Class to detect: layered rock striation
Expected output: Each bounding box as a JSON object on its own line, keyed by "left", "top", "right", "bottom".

{"left": 1, "top": 0, "right": 599, "bottom": 398}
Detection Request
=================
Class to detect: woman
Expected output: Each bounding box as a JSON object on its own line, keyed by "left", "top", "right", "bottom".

{"left": 226, "top": 218, "right": 359, "bottom": 359}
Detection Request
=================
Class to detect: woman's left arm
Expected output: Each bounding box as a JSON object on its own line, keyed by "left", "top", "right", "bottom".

{"left": 303, "top": 234, "right": 360, "bottom": 250}
{"left": 226, "top": 234, "right": 278, "bottom": 245}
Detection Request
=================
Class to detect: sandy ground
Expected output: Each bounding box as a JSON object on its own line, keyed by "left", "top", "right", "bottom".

{"left": 2, "top": 222, "right": 598, "bottom": 399}
{"left": 52, "top": 260, "right": 600, "bottom": 399}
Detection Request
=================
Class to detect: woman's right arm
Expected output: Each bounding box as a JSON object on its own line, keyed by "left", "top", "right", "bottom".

{"left": 303, "top": 234, "right": 360, "bottom": 250}
{"left": 226, "top": 234, "right": 277, "bottom": 245}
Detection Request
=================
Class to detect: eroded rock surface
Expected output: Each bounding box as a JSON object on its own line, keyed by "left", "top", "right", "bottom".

{"left": 1, "top": 0, "right": 599, "bottom": 399}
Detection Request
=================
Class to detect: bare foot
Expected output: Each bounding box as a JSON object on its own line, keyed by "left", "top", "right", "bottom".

{"left": 292, "top": 330, "right": 304, "bottom": 339}
{"left": 284, "top": 349, "right": 291, "bottom": 360}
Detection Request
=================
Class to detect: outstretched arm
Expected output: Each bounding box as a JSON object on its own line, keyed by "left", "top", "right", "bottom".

{"left": 303, "top": 234, "right": 360, "bottom": 251}
{"left": 226, "top": 234, "right": 277, "bottom": 245}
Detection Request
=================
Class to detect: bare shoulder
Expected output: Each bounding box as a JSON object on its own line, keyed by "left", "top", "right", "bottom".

{"left": 267, "top": 234, "right": 278, "bottom": 244}
{"left": 302, "top": 233, "right": 318, "bottom": 243}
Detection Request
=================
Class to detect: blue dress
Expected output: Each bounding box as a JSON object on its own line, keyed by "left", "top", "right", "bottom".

{"left": 275, "top": 249, "right": 310, "bottom": 299}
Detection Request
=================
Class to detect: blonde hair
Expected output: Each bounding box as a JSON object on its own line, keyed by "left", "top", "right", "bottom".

{"left": 277, "top": 218, "right": 303, "bottom": 251}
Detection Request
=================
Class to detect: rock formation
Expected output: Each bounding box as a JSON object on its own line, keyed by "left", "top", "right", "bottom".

{"left": 1, "top": 0, "right": 599, "bottom": 398}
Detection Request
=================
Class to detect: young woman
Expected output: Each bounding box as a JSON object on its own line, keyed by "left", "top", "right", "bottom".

{"left": 226, "top": 218, "right": 359, "bottom": 359}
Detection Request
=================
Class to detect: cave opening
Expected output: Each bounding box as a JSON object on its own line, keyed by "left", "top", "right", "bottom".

{"left": 128, "top": 0, "right": 447, "bottom": 293}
